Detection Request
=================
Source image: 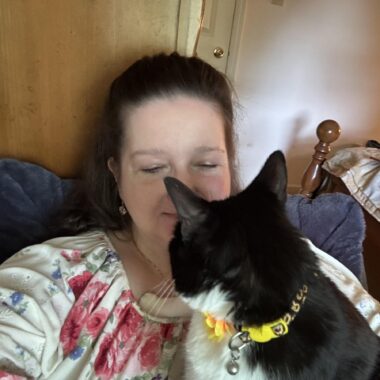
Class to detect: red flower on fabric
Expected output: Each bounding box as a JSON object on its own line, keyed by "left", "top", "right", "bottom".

{"left": 68, "top": 271, "right": 93, "bottom": 300}
{"left": 0, "top": 371, "right": 26, "bottom": 380}
{"left": 81, "top": 281, "right": 109, "bottom": 306}
{"left": 160, "top": 323, "right": 175, "bottom": 342}
{"left": 94, "top": 303, "right": 144, "bottom": 379}
{"left": 86, "top": 307, "right": 109, "bottom": 338}
{"left": 94, "top": 332, "right": 135, "bottom": 380}
{"left": 61, "top": 249, "right": 82, "bottom": 263}
{"left": 118, "top": 306, "right": 143, "bottom": 341}
{"left": 139, "top": 333, "right": 162, "bottom": 370}
{"left": 60, "top": 280, "right": 109, "bottom": 355}
{"left": 93, "top": 334, "right": 115, "bottom": 380}
{"left": 60, "top": 302, "right": 88, "bottom": 355}
{"left": 113, "top": 290, "right": 134, "bottom": 319}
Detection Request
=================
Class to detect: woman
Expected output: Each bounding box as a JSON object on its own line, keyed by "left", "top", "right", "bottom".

{"left": 0, "top": 52, "right": 239, "bottom": 379}
{"left": 0, "top": 53, "right": 378, "bottom": 380}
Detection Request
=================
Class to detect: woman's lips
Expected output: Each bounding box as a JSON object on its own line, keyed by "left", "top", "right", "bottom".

{"left": 162, "top": 212, "right": 179, "bottom": 226}
{"left": 163, "top": 212, "right": 178, "bottom": 220}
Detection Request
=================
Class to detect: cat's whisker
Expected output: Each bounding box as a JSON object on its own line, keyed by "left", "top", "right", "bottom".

{"left": 155, "top": 278, "right": 175, "bottom": 298}
{"left": 147, "top": 284, "right": 173, "bottom": 317}
{"left": 148, "top": 279, "right": 175, "bottom": 316}
{"left": 151, "top": 277, "right": 171, "bottom": 293}
{"left": 153, "top": 279, "right": 176, "bottom": 316}
{"left": 139, "top": 278, "right": 172, "bottom": 316}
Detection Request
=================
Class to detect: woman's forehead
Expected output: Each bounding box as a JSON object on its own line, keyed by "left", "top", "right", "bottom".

{"left": 122, "top": 96, "right": 227, "bottom": 153}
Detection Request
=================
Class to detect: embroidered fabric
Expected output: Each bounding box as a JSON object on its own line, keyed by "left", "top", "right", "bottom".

{"left": 307, "top": 240, "right": 380, "bottom": 335}
{"left": 0, "top": 231, "right": 189, "bottom": 380}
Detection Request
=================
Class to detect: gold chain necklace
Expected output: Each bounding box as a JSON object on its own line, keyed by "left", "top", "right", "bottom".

{"left": 131, "top": 235, "right": 167, "bottom": 280}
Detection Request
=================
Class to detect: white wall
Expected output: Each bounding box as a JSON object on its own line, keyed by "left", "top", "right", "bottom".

{"left": 234, "top": 0, "right": 380, "bottom": 188}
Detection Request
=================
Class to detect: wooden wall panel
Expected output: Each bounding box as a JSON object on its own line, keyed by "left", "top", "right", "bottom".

{"left": 0, "top": 0, "right": 183, "bottom": 177}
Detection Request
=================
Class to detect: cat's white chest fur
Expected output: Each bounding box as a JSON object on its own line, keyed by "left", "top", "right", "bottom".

{"left": 184, "top": 312, "right": 267, "bottom": 380}
{"left": 182, "top": 285, "right": 269, "bottom": 380}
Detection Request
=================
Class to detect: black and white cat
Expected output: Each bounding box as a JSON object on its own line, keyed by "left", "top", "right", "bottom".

{"left": 164, "top": 151, "right": 380, "bottom": 380}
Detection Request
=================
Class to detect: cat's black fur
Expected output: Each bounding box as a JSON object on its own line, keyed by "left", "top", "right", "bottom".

{"left": 164, "top": 151, "right": 380, "bottom": 379}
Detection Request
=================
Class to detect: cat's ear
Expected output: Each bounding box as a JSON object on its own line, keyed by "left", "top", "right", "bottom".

{"left": 164, "top": 177, "right": 208, "bottom": 240}
{"left": 249, "top": 150, "right": 288, "bottom": 204}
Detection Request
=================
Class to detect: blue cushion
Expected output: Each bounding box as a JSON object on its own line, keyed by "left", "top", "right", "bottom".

{"left": 0, "top": 158, "right": 366, "bottom": 285}
{"left": 286, "top": 194, "right": 366, "bottom": 284}
{"left": 0, "top": 158, "right": 73, "bottom": 262}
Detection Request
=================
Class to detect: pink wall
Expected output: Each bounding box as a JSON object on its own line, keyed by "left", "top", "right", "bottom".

{"left": 234, "top": 0, "right": 380, "bottom": 188}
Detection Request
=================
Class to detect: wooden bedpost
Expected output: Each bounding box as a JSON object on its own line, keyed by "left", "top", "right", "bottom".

{"left": 300, "top": 119, "right": 341, "bottom": 198}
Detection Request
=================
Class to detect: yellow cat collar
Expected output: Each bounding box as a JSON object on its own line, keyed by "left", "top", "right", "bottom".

{"left": 241, "top": 317, "right": 289, "bottom": 343}
{"left": 204, "top": 313, "right": 288, "bottom": 343}
{"left": 204, "top": 284, "right": 308, "bottom": 343}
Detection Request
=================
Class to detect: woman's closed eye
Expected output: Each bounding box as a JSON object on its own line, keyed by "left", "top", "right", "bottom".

{"left": 141, "top": 166, "right": 163, "bottom": 174}
{"left": 195, "top": 162, "right": 219, "bottom": 170}
{"left": 141, "top": 165, "right": 168, "bottom": 174}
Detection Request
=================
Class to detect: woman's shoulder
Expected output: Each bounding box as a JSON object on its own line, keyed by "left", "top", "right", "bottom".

{"left": 0, "top": 230, "right": 122, "bottom": 307}
{"left": 0, "top": 230, "right": 115, "bottom": 273}
{"left": 45, "top": 229, "right": 113, "bottom": 256}
{"left": 306, "top": 238, "right": 380, "bottom": 335}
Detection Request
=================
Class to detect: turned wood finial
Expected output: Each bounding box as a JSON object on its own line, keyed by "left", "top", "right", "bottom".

{"left": 300, "top": 120, "right": 341, "bottom": 198}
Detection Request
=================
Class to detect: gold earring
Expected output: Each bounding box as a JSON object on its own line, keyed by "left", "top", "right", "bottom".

{"left": 119, "top": 203, "right": 128, "bottom": 215}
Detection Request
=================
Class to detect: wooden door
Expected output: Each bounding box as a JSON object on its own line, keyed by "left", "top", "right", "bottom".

{"left": 196, "top": 0, "right": 245, "bottom": 81}
{"left": 0, "top": 0, "right": 202, "bottom": 177}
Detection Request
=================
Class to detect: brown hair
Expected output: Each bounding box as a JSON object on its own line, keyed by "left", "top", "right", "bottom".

{"left": 59, "top": 52, "right": 240, "bottom": 234}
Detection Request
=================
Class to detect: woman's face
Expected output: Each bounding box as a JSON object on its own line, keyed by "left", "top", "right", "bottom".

{"left": 110, "top": 95, "right": 231, "bottom": 248}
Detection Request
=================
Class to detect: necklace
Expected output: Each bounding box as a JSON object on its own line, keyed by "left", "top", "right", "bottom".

{"left": 131, "top": 235, "right": 167, "bottom": 280}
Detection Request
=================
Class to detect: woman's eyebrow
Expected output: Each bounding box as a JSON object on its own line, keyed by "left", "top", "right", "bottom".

{"left": 194, "top": 146, "right": 226, "bottom": 154}
{"left": 130, "top": 149, "right": 166, "bottom": 158}
{"left": 131, "top": 147, "right": 225, "bottom": 157}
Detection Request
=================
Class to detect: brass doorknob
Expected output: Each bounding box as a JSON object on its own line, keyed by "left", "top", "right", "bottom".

{"left": 213, "top": 47, "right": 225, "bottom": 58}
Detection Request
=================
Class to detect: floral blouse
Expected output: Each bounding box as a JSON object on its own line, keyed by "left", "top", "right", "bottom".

{"left": 0, "top": 232, "right": 379, "bottom": 380}
{"left": 0, "top": 231, "right": 188, "bottom": 380}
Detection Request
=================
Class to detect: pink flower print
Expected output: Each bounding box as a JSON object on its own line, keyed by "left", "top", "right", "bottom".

{"left": 120, "top": 289, "right": 134, "bottom": 302}
{"left": 160, "top": 323, "right": 175, "bottom": 342}
{"left": 81, "top": 281, "right": 109, "bottom": 307}
{"left": 113, "top": 290, "right": 134, "bottom": 319}
{"left": 139, "top": 333, "right": 162, "bottom": 371}
{"left": 86, "top": 307, "right": 109, "bottom": 338}
{"left": 93, "top": 334, "right": 122, "bottom": 380}
{"left": 61, "top": 249, "right": 82, "bottom": 263}
{"left": 0, "top": 371, "right": 26, "bottom": 380}
{"left": 118, "top": 305, "right": 143, "bottom": 341}
{"left": 94, "top": 305, "right": 144, "bottom": 379}
{"left": 68, "top": 271, "right": 93, "bottom": 300}
{"left": 60, "top": 302, "right": 88, "bottom": 355}
{"left": 61, "top": 280, "right": 109, "bottom": 356}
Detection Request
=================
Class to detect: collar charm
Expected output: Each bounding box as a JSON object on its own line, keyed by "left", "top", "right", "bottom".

{"left": 226, "top": 331, "right": 251, "bottom": 375}
{"left": 204, "top": 312, "right": 233, "bottom": 341}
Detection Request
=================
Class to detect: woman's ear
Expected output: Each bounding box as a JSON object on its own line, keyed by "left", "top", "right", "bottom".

{"left": 107, "top": 157, "right": 119, "bottom": 184}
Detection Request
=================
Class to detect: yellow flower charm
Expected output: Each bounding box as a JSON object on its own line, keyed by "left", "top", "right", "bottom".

{"left": 204, "top": 312, "right": 233, "bottom": 341}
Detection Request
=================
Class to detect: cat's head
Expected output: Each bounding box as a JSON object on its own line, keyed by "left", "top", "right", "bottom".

{"left": 164, "top": 151, "right": 314, "bottom": 325}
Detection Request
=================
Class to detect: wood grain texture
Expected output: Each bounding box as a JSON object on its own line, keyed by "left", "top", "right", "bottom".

{"left": 0, "top": 0, "right": 184, "bottom": 177}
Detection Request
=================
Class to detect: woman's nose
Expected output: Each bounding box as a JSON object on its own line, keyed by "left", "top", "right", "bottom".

{"left": 171, "top": 171, "right": 200, "bottom": 196}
